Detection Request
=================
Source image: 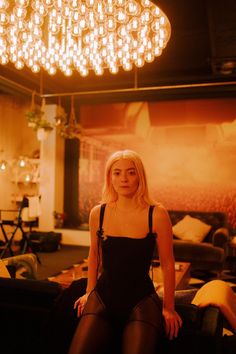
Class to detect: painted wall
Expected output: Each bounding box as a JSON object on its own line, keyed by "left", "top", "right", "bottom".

{"left": 0, "top": 98, "right": 65, "bottom": 241}
{"left": 1, "top": 94, "right": 235, "bottom": 248}
{"left": 0, "top": 95, "right": 39, "bottom": 209}
{"left": 79, "top": 98, "right": 236, "bottom": 229}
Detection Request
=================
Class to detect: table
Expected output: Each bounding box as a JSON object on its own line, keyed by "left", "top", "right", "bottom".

{"left": 48, "top": 261, "right": 88, "bottom": 288}
{"left": 49, "top": 261, "right": 191, "bottom": 290}
{"left": 150, "top": 262, "right": 191, "bottom": 291}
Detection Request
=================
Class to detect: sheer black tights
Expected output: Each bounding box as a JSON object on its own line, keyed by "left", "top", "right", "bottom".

{"left": 68, "top": 291, "right": 163, "bottom": 354}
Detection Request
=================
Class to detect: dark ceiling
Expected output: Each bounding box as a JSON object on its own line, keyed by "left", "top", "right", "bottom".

{"left": 0, "top": 0, "right": 236, "bottom": 104}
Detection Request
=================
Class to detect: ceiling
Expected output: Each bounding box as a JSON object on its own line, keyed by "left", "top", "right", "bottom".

{"left": 0, "top": 0, "right": 236, "bottom": 104}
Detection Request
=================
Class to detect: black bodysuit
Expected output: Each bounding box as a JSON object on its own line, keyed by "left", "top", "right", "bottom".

{"left": 96, "top": 204, "right": 158, "bottom": 321}
{"left": 68, "top": 204, "right": 164, "bottom": 354}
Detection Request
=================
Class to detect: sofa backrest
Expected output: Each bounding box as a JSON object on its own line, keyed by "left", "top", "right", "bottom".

{"left": 168, "top": 210, "right": 228, "bottom": 243}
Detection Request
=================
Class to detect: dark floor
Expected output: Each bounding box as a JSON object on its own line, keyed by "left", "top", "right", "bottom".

{"left": 35, "top": 244, "right": 89, "bottom": 280}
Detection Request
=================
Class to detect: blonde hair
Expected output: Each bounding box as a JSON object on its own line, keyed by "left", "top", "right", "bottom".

{"left": 101, "top": 150, "right": 155, "bottom": 207}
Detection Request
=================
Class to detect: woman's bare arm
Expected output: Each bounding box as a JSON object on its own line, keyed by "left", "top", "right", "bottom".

{"left": 74, "top": 205, "right": 100, "bottom": 316}
{"left": 154, "top": 204, "right": 182, "bottom": 339}
{"left": 86, "top": 205, "right": 101, "bottom": 294}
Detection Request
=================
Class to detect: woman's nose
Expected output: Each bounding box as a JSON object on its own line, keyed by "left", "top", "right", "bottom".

{"left": 121, "top": 172, "right": 128, "bottom": 181}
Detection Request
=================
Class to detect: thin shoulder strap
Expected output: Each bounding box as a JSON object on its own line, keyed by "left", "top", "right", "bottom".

{"left": 148, "top": 205, "right": 155, "bottom": 234}
{"left": 97, "top": 203, "right": 106, "bottom": 239}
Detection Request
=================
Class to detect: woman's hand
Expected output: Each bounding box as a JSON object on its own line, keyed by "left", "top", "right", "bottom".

{"left": 162, "top": 307, "right": 182, "bottom": 340}
{"left": 74, "top": 293, "right": 89, "bottom": 317}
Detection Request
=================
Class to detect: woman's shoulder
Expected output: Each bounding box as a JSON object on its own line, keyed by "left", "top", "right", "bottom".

{"left": 152, "top": 203, "right": 170, "bottom": 219}
{"left": 89, "top": 203, "right": 107, "bottom": 220}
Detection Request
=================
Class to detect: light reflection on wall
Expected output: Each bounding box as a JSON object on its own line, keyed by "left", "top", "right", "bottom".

{"left": 79, "top": 98, "right": 236, "bottom": 228}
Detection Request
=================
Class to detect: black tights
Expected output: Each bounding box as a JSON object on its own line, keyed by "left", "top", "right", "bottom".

{"left": 68, "top": 290, "right": 164, "bottom": 354}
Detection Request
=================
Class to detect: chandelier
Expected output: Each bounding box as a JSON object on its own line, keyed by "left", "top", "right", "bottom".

{"left": 0, "top": 0, "right": 171, "bottom": 77}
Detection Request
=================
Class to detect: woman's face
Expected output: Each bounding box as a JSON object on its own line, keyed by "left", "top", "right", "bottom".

{"left": 110, "top": 159, "right": 139, "bottom": 198}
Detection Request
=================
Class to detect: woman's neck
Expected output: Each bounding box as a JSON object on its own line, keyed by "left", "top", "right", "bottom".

{"left": 115, "top": 197, "right": 138, "bottom": 212}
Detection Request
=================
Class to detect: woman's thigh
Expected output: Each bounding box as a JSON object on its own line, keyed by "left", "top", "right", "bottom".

{"left": 68, "top": 290, "right": 113, "bottom": 354}
{"left": 122, "top": 293, "right": 164, "bottom": 354}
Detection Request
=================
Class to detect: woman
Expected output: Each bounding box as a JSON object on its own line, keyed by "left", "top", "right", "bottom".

{"left": 69, "top": 150, "right": 182, "bottom": 354}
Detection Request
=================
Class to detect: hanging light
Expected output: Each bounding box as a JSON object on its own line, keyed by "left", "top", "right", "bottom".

{"left": 0, "top": 0, "right": 171, "bottom": 76}
{"left": 24, "top": 173, "right": 32, "bottom": 183}
{"left": 18, "top": 156, "right": 26, "bottom": 167}
{"left": 0, "top": 160, "right": 7, "bottom": 171}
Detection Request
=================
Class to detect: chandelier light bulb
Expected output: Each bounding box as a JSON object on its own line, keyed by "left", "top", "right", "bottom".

{"left": 0, "top": 0, "right": 171, "bottom": 76}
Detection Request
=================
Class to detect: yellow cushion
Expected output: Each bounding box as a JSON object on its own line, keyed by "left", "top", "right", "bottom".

{"left": 172, "top": 215, "right": 211, "bottom": 242}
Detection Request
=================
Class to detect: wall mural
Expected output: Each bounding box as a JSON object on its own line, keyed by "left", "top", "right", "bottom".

{"left": 79, "top": 98, "right": 236, "bottom": 230}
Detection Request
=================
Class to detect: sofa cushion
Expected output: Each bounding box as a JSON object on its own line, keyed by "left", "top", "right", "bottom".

{"left": 169, "top": 210, "right": 228, "bottom": 244}
{"left": 173, "top": 241, "right": 225, "bottom": 264}
{"left": 173, "top": 215, "right": 212, "bottom": 242}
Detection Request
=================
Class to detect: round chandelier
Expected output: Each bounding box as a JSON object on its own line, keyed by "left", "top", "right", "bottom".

{"left": 0, "top": 0, "right": 171, "bottom": 77}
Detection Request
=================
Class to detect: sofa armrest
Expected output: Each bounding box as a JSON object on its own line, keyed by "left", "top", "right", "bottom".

{"left": 169, "top": 304, "right": 223, "bottom": 354}
{"left": 0, "top": 277, "right": 62, "bottom": 308}
{"left": 2, "top": 253, "right": 38, "bottom": 279}
{"left": 201, "top": 306, "right": 223, "bottom": 337}
{"left": 0, "top": 277, "right": 63, "bottom": 354}
{"left": 212, "top": 227, "right": 229, "bottom": 248}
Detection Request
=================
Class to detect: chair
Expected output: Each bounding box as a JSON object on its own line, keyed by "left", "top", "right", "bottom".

{"left": 0, "top": 196, "right": 41, "bottom": 263}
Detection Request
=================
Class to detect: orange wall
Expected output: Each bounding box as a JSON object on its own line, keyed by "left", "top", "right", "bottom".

{"left": 79, "top": 97, "right": 236, "bottom": 228}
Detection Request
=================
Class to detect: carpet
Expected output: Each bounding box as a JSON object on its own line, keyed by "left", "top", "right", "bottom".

{"left": 35, "top": 244, "right": 89, "bottom": 280}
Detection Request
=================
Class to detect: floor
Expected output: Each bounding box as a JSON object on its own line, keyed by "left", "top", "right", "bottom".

{"left": 34, "top": 244, "right": 89, "bottom": 280}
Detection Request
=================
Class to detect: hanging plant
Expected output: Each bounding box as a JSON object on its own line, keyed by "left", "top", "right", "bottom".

{"left": 54, "top": 97, "right": 67, "bottom": 127}
{"left": 26, "top": 92, "right": 53, "bottom": 131}
{"left": 60, "top": 95, "right": 83, "bottom": 139}
{"left": 26, "top": 106, "right": 44, "bottom": 129}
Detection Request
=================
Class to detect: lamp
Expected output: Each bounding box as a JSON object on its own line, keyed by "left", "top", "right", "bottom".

{"left": 0, "top": 160, "right": 7, "bottom": 171}
{"left": 1, "top": 155, "right": 39, "bottom": 183}
{"left": 0, "top": 0, "right": 171, "bottom": 76}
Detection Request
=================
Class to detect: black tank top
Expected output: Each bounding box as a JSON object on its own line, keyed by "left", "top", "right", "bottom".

{"left": 95, "top": 204, "right": 157, "bottom": 318}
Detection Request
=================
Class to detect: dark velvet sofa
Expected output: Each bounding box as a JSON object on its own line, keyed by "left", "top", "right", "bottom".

{"left": 168, "top": 210, "right": 230, "bottom": 273}
{"left": 0, "top": 277, "right": 227, "bottom": 354}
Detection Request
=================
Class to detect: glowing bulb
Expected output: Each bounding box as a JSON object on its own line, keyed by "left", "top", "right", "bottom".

{"left": 0, "top": 160, "right": 7, "bottom": 171}
{"left": 0, "top": 0, "right": 171, "bottom": 76}
{"left": 25, "top": 174, "right": 31, "bottom": 182}
{"left": 19, "top": 157, "right": 26, "bottom": 167}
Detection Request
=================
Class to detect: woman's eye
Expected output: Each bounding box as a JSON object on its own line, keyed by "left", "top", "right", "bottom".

{"left": 129, "top": 170, "right": 136, "bottom": 175}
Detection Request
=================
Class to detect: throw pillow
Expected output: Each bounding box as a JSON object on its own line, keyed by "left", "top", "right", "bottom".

{"left": 172, "top": 215, "right": 211, "bottom": 242}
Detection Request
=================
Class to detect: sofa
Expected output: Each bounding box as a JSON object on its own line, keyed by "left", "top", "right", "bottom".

{"left": 0, "top": 276, "right": 227, "bottom": 354}
{"left": 1, "top": 253, "right": 38, "bottom": 279}
{"left": 167, "top": 210, "right": 230, "bottom": 273}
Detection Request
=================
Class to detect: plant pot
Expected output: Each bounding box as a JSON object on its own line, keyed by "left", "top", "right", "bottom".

{"left": 28, "top": 122, "right": 36, "bottom": 128}
{"left": 37, "top": 128, "right": 49, "bottom": 141}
